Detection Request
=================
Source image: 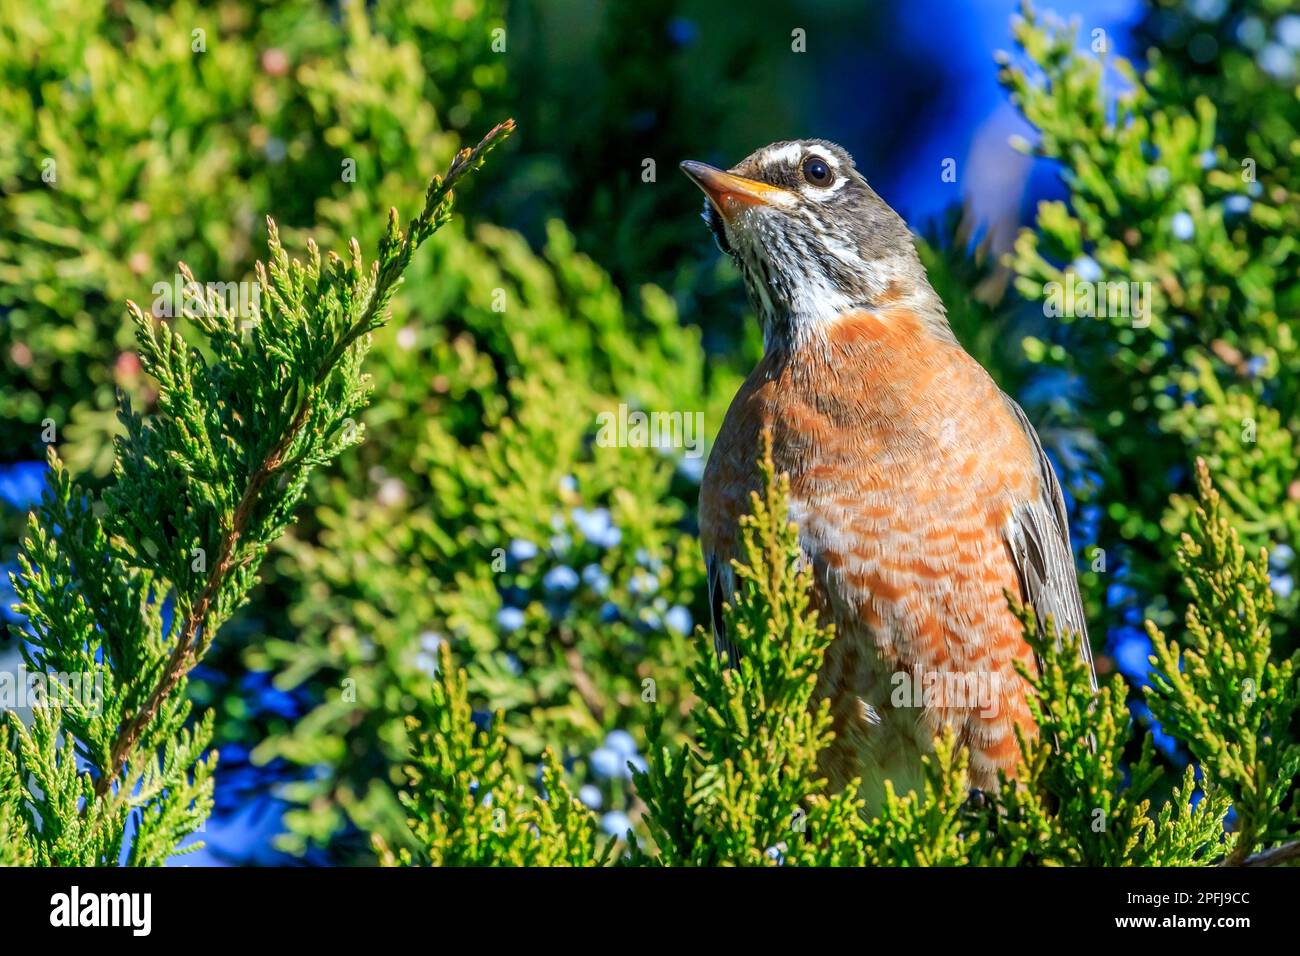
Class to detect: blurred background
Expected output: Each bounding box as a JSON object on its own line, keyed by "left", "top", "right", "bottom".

{"left": 2, "top": 0, "right": 1296, "bottom": 863}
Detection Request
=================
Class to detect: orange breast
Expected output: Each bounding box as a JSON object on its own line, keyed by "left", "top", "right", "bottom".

{"left": 700, "top": 309, "right": 1044, "bottom": 801}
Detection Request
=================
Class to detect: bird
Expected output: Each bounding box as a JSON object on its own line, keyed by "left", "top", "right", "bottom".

{"left": 681, "top": 140, "right": 1095, "bottom": 814}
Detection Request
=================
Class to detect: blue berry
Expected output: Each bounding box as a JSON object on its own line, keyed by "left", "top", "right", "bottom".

{"left": 664, "top": 605, "right": 693, "bottom": 634}
{"left": 600, "top": 811, "right": 631, "bottom": 837}
{"left": 634, "top": 548, "right": 663, "bottom": 571}
{"left": 499, "top": 584, "right": 529, "bottom": 608}
{"left": 604, "top": 729, "right": 637, "bottom": 759}
{"left": 582, "top": 563, "right": 611, "bottom": 595}
{"left": 497, "top": 606, "right": 526, "bottom": 633}
{"left": 508, "top": 538, "right": 539, "bottom": 562}
{"left": 578, "top": 785, "right": 602, "bottom": 810}
{"left": 572, "top": 507, "right": 623, "bottom": 549}
{"left": 1171, "top": 211, "right": 1195, "bottom": 240}
{"left": 1258, "top": 44, "right": 1294, "bottom": 80}
{"left": 571, "top": 507, "right": 609, "bottom": 538}
{"left": 542, "top": 565, "right": 580, "bottom": 593}
{"left": 1279, "top": 14, "right": 1300, "bottom": 49}
{"left": 1069, "top": 256, "right": 1102, "bottom": 283}
{"left": 1238, "top": 17, "right": 1266, "bottom": 48}
{"left": 1224, "top": 195, "right": 1252, "bottom": 215}
{"left": 590, "top": 747, "right": 622, "bottom": 779}
{"left": 1107, "top": 582, "right": 1136, "bottom": 605}
{"left": 666, "top": 16, "right": 699, "bottom": 47}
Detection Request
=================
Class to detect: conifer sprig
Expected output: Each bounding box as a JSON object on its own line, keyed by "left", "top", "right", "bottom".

{"left": 1145, "top": 459, "right": 1300, "bottom": 865}
{"left": 96, "top": 118, "right": 516, "bottom": 803}
{"left": 381, "top": 645, "right": 611, "bottom": 867}
{"left": 1, "top": 120, "right": 514, "bottom": 865}
{"left": 631, "top": 431, "right": 874, "bottom": 866}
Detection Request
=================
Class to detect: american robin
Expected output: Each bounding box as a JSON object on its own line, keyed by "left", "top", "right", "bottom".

{"left": 681, "top": 140, "right": 1095, "bottom": 813}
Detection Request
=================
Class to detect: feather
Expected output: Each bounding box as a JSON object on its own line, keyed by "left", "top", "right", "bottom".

{"left": 1000, "top": 394, "right": 1097, "bottom": 691}
{"left": 705, "top": 552, "right": 740, "bottom": 667}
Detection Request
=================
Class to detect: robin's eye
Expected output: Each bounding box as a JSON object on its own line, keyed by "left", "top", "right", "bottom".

{"left": 801, "top": 155, "right": 833, "bottom": 187}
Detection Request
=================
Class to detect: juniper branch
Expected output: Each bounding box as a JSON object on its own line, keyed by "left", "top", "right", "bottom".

{"left": 91, "top": 119, "right": 515, "bottom": 805}
{"left": 1233, "top": 839, "right": 1300, "bottom": 868}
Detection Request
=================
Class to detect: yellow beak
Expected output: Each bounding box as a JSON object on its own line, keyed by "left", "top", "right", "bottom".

{"left": 680, "top": 160, "right": 787, "bottom": 220}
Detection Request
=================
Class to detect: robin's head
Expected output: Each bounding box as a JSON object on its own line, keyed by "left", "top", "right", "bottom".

{"left": 681, "top": 140, "right": 943, "bottom": 348}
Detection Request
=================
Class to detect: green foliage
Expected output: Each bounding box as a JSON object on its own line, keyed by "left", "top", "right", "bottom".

{"left": 246, "top": 209, "right": 739, "bottom": 855}
{"left": 0, "top": 120, "right": 513, "bottom": 865}
{"left": 0, "top": 739, "right": 32, "bottom": 866}
{"left": 0, "top": 0, "right": 508, "bottom": 471}
{"left": 388, "top": 439, "right": 876, "bottom": 867}
{"left": 242, "top": 152, "right": 743, "bottom": 857}
{"left": 4, "top": 451, "right": 217, "bottom": 866}
{"left": 380, "top": 645, "right": 610, "bottom": 867}
{"left": 961, "top": 615, "right": 1230, "bottom": 867}
{"left": 1146, "top": 459, "right": 1300, "bottom": 863}
{"left": 1000, "top": 0, "right": 1300, "bottom": 628}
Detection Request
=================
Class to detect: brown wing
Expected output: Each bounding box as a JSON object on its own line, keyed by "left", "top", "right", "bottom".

{"left": 1000, "top": 394, "right": 1097, "bottom": 691}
